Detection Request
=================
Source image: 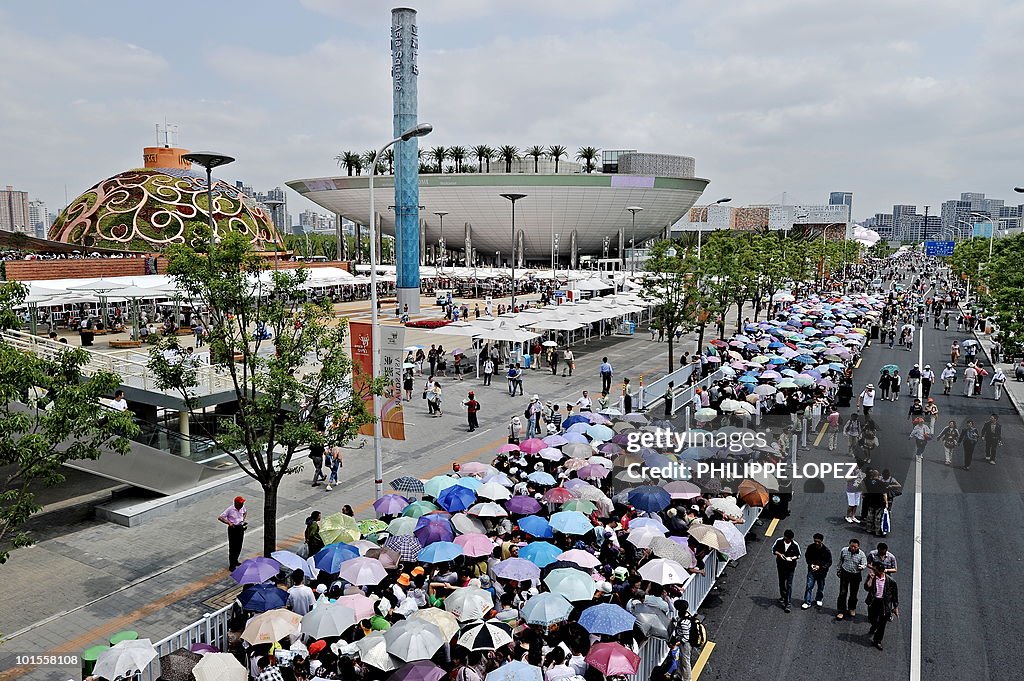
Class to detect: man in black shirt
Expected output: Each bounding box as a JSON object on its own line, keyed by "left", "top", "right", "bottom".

{"left": 981, "top": 414, "right": 1002, "bottom": 464}
{"left": 772, "top": 529, "right": 801, "bottom": 613}
{"left": 802, "top": 533, "right": 833, "bottom": 609}
{"left": 862, "top": 469, "right": 889, "bottom": 537}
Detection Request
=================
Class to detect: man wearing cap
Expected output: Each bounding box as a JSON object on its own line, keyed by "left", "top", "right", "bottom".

{"left": 464, "top": 391, "right": 481, "bottom": 432}
{"left": 940, "top": 363, "right": 957, "bottom": 395}
{"left": 921, "top": 364, "right": 935, "bottom": 398}
{"left": 218, "top": 495, "right": 248, "bottom": 571}
{"left": 856, "top": 384, "right": 876, "bottom": 417}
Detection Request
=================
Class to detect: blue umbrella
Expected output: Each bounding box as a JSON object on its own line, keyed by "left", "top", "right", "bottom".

{"left": 579, "top": 603, "right": 637, "bottom": 635}
{"left": 238, "top": 583, "right": 288, "bottom": 612}
{"left": 627, "top": 485, "right": 672, "bottom": 512}
{"left": 548, "top": 511, "right": 593, "bottom": 536}
{"left": 271, "top": 550, "right": 314, "bottom": 579}
{"left": 768, "top": 357, "right": 787, "bottom": 364}
{"left": 437, "top": 484, "right": 477, "bottom": 512}
{"left": 455, "top": 477, "right": 481, "bottom": 491}
{"left": 485, "top": 661, "right": 543, "bottom": 681}
{"left": 418, "top": 541, "right": 464, "bottom": 564}
{"left": 518, "top": 515, "right": 554, "bottom": 538}
{"left": 795, "top": 354, "right": 817, "bottom": 364}
{"left": 520, "top": 592, "right": 574, "bottom": 626}
{"left": 738, "top": 375, "right": 757, "bottom": 384}
{"left": 586, "top": 424, "right": 615, "bottom": 441}
{"left": 641, "top": 450, "right": 671, "bottom": 468}
{"left": 314, "top": 543, "right": 360, "bottom": 573}
{"left": 520, "top": 541, "right": 562, "bottom": 568}
{"left": 562, "top": 433, "right": 589, "bottom": 444}
{"left": 767, "top": 341, "right": 783, "bottom": 349}
{"left": 527, "top": 471, "right": 557, "bottom": 486}
{"left": 566, "top": 423, "right": 589, "bottom": 434}
{"left": 562, "top": 415, "right": 590, "bottom": 428}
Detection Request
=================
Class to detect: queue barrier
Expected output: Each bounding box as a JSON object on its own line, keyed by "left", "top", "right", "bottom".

{"left": 682, "top": 503, "right": 764, "bottom": 611}
{"left": 135, "top": 603, "right": 235, "bottom": 681}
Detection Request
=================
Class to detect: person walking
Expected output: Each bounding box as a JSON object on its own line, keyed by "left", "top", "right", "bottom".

{"left": 835, "top": 538, "right": 868, "bottom": 620}
{"left": 990, "top": 367, "right": 1006, "bottom": 400}
{"left": 802, "top": 533, "right": 833, "bottom": 609}
{"left": 218, "top": 495, "right": 248, "bottom": 571}
{"left": 576, "top": 390, "right": 593, "bottom": 413}
{"left": 563, "top": 348, "right": 575, "bottom": 377}
{"left": 325, "top": 445, "right": 343, "bottom": 491}
{"left": 550, "top": 347, "right": 560, "bottom": 376}
{"left": 960, "top": 418, "right": 979, "bottom": 471}
{"left": 507, "top": 415, "right": 522, "bottom": 445}
{"left": 599, "top": 357, "right": 614, "bottom": 394}
{"left": 936, "top": 420, "right": 961, "bottom": 466}
{"left": 963, "top": 364, "right": 977, "bottom": 397}
{"left": 862, "top": 469, "right": 889, "bottom": 537}
{"left": 950, "top": 340, "right": 960, "bottom": 365}
{"left": 826, "top": 406, "right": 843, "bottom": 452}
{"left": 867, "top": 542, "right": 898, "bottom": 575}
{"left": 865, "top": 563, "right": 899, "bottom": 650}
{"left": 921, "top": 364, "right": 935, "bottom": 399}
{"left": 924, "top": 397, "right": 939, "bottom": 431}
{"left": 482, "top": 358, "right": 494, "bottom": 386}
{"left": 981, "top": 413, "right": 1002, "bottom": 464}
{"left": 772, "top": 529, "right": 801, "bottom": 612}
{"left": 526, "top": 394, "right": 543, "bottom": 438}
{"left": 940, "top": 363, "right": 957, "bottom": 395}
{"left": 308, "top": 441, "right": 326, "bottom": 487}
{"left": 907, "top": 363, "right": 921, "bottom": 398}
{"left": 856, "top": 384, "right": 876, "bottom": 417}
{"left": 908, "top": 417, "right": 930, "bottom": 459}
{"left": 464, "top": 391, "right": 481, "bottom": 432}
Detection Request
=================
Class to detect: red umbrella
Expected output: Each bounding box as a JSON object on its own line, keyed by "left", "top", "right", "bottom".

{"left": 585, "top": 642, "right": 640, "bottom": 676}
{"left": 541, "top": 487, "right": 575, "bottom": 504}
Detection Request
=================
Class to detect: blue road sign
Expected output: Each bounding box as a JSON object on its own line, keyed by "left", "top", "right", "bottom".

{"left": 925, "top": 240, "right": 955, "bottom": 257}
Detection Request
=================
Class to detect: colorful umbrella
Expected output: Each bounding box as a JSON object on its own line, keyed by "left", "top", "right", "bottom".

{"left": 444, "top": 586, "right": 494, "bottom": 621}
{"left": 241, "top": 609, "right": 302, "bottom": 644}
{"left": 313, "top": 543, "right": 360, "bottom": 573}
{"left": 579, "top": 603, "right": 636, "bottom": 635}
{"left": 374, "top": 494, "right": 410, "bottom": 516}
{"left": 520, "top": 541, "right": 562, "bottom": 568}
{"left": 627, "top": 485, "right": 672, "bottom": 512}
{"left": 493, "top": 557, "right": 542, "bottom": 583}
{"left": 337, "top": 556, "right": 388, "bottom": 586}
{"left": 548, "top": 510, "right": 593, "bottom": 535}
{"left": 454, "top": 533, "right": 495, "bottom": 558}
{"left": 437, "top": 484, "right": 478, "bottom": 512}
{"left": 358, "top": 518, "right": 389, "bottom": 535}
{"left": 319, "top": 512, "right": 361, "bottom": 545}
{"left": 506, "top": 495, "right": 542, "bottom": 515}
{"left": 418, "top": 540, "right": 464, "bottom": 564}
{"left": 230, "top": 557, "right": 281, "bottom": 585}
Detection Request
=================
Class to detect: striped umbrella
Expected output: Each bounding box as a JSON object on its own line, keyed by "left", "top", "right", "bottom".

{"left": 457, "top": 620, "right": 514, "bottom": 651}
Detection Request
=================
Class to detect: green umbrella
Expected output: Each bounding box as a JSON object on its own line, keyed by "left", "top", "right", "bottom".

{"left": 560, "top": 499, "right": 596, "bottom": 514}
{"left": 402, "top": 500, "right": 440, "bottom": 518}
{"left": 358, "top": 519, "right": 388, "bottom": 535}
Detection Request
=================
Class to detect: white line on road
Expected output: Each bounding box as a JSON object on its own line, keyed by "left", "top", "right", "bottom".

{"left": 910, "top": 323, "right": 924, "bottom": 681}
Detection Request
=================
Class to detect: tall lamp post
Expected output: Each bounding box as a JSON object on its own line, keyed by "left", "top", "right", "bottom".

{"left": 434, "top": 210, "right": 448, "bottom": 272}
{"left": 367, "top": 122, "right": 432, "bottom": 499}
{"left": 626, "top": 206, "right": 643, "bottom": 273}
{"left": 181, "top": 152, "right": 235, "bottom": 246}
{"left": 500, "top": 193, "right": 526, "bottom": 312}
{"left": 696, "top": 197, "right": 731, "bottom": 259}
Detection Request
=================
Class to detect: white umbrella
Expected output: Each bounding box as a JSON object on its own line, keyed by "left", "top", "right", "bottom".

{"left": 476, "top": 481, "right": 512, "bottom": 501}
{"left": 93, "top": 639, "right": 157, "bottom": 681}
{"left": 714, "top": 520, "right": 749, "bottom": 561}
{"left": 355, "top": 632, "right": 396, "bottom": 672}
{"left": 193, "top": 653, "right": 247, "bottom": 681}
{"left": 444, "top": 586, "right": 495, "bottom": 621}
{"left": 638, "top": 558, "right": 689, "bottom": 585}
{"left": 301, "top": 603, "right": 358, "bottom": 638}
{"left": 709, "top": 497, "right": 744, "bottom": 519}
{"left": 626, "top": 526, "right": 664, "bottom": 548}
{"left": 384, "top": 619, "right": 446, "bottom": 662}
{"left": 468, "top": 502, "right": 508, "bottom": 517}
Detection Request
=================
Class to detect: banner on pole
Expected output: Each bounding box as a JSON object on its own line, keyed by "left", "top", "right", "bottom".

{"left": 379, "top": 325, "right": 407, "bottom": 441}
{"left": 349, "top": 321, "right": 376, "bottom": 437}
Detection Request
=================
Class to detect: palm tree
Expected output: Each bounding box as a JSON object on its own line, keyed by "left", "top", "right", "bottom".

{"left": 335, "top": 151, "right": 359, "bottom": 176}
{"left": 383, "top": 148, "right": 395, "bottom": 174}
{"left": 471, "top": 145, "right": 491, "bottom": 173}
{"left": 429, "top": 146, "right": 448, "bottom": 173}
{"left": 361, "top": 150, "right": 378, "bottom": 175}
{"left": 449, "top": 145, "right": 468, "bottom": 173}
{"left": 576, "top": 146, "right": 600, "bottom": 173}
{"left": 525, "top": 145, "right": 545, "bottom": 173}
{"left": 547, "top": 145, "right": 567, "bottom": 173}
{"left": 483, "top": 145, "right": 494, "bottom": 172}
{"left": 497, "top": 145, "right": 519, "bottom": 173}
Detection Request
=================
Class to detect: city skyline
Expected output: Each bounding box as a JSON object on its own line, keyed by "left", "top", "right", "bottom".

{"left": 1, "top": 1, "right": 1022, "bottom": 222}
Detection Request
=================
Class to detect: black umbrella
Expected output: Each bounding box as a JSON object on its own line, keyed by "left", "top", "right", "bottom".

{"left": 159, "top": 647, "right": 201, "bottom": 681}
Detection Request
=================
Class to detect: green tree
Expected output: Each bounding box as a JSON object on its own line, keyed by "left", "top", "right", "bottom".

{"left": 448, "top": 146, "right": 468, "bottom": 173}
{"left": 471, "top": 145, "right": 490, "bottom": 173}
{"left": 0, "top": 282, "right": 137, "bottom": 563}
{"left": 525, "top": 145, "right": 545, "bottom": 173}
{"left": 148, "top": 233, "right": 371, "bottom": 555}
{"left": 575, "top": 146, "right": 600, "bottom": 173}
{"left": 497, "top": 145, "right": 519, "bottom": 173}
{"left": 382, "top": 148, "right": 395, "bottom": 175}
{"left": 429, "top": 146, "right": 448, "bottom": 174}
{"left": 547, "top": 145, "right": 568, "bottom": 173}
{"left": 642, "top": 241, "right": 705, "bottom": 372}
{"left": 335, "top": 151, "right": 359, "bottom": 176}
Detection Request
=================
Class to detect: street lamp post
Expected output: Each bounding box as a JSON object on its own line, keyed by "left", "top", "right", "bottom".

{"left": 434, "top": 210, "right": 448, "bottom": 272}
{"left": 626, "top": 206, "right": 643, "bottom": 273}
{"left": 500, "top": 193, "right": 526, "bottom": 312}
{"left": 181, "top": 152, "right": 235, "bottom": 246}
{"left": 367, "top": 123, "right": 432, "bottom": 499}
{"left": 552, "top": 232, "right": 560, "bottom": 278}
{"left": 696, "top": 198, "right": 731, "bottom": 260}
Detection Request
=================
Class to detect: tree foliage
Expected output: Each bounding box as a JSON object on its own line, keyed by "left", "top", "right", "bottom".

{"left": 148, "top": 233, "right": 373, "bottom": 555}
{"left": 0, "top": 282, "right": 137, "bottom": 563}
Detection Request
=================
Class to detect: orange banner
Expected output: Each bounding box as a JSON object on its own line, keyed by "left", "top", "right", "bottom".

{"left": 349, "top": 321, "right": 376, "bottom": 437}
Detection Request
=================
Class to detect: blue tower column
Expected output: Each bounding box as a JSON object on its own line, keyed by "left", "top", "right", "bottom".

{"left": 392, "top": 7, "right": 421, "bottom": 313}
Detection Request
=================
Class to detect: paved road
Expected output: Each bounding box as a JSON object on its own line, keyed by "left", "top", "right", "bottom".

{"left": 699, "top": 306, "right": 1024, "bottom": 680}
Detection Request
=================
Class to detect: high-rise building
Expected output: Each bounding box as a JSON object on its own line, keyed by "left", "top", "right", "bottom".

{"left": 829, "top": 191, "right": 853, "bottom": 216}
{"left": 256, "top": 187, "right": 289, "bottom": 234}
{"left": 1, "top": 185, "right": 32, "bottom": 234}
{"left": 297, "top": 210, "right": 335, "bottom": 233}
{"left": 941, "top": 192, "right": 1022, "bottom": 234}
{"left": 29, "top": 199, "right": 49, "bottom": 239}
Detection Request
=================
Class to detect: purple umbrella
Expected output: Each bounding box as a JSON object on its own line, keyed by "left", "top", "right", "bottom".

{"left": 577, "top": 464, "right": 610, "bottom": 480}
{"left": 597, "top": 443, "right": 624, "bottom": 455}
{"left": 562, "top": 433, "right": 589, "bottom": 444}
{"left": 543, "top": 434, "right": 569, "bottom": 447}
{"left": 189, "top": 643, "right": 219, "bottom": 654}
{"left": 506, "top": 495, "right": 542, "bottom": 515}
{"left": 493, "top": 557, "right": 542, "bottom": 583}
{"left": 392, "top": 660, "right": 447, "bottom": 681}
{"left": 414, "top": 514, "right": 456, "bottom": 545}
{"left": 230, "top": 557, "right": 281, "bottom": 585}
{"left": 374, "top": 494, "right": 410, "bottom": 516}
{"left": 384, "top": 534, "right": 423, "bottom": 562}
{"left": 609, "top": 433, "right": 632, "bottom": 446}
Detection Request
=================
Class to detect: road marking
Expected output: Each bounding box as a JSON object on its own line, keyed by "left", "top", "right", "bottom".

{"left": 910, "top": 325, "right": 924, "bottom": 681}
{"left": 764, "top": 518, "right": 779, "bottom": 537}
{"left": 855, "top": 357, "right": 862, "bottom": 368}
{"left": 692, "top": 640, "right": 716, "bottom": 680}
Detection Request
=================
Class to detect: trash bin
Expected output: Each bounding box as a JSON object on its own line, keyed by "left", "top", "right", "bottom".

{"left": 109, "top": 630, "right": 138, "bottom": 647}
{"left": 83, "top": 645, "right": 109, "bottom": 677}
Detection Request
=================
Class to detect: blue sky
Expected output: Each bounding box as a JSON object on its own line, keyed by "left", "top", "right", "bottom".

{"left": 2, "top": 0, "right": 1023, "bottom": 222}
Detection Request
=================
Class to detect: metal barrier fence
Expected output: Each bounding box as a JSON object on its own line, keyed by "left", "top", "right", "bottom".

{"left": 682, "top": 503, "right": 763, "bottom": 611}
{"left": 136, "top": 604, "right": 235, "bottom": 681}
{"left": 638, "top": 364, "right": 728, "bottom": 416}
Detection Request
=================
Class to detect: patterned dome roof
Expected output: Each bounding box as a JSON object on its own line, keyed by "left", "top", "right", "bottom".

{"left": 49, "top": 167, "right": 283, "bottom": 252}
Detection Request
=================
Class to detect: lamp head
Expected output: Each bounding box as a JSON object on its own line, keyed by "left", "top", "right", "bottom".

{"left": 399, "top": 123, "right": 433, "bottom": 141}
{"left": 715, "top": 197, "right": 732, "bottom": 204}
{"left": 500, "top": 193, "right": 527, "bottom": 203}
{"left": 182, "top": 152, "right": 235, "bottom": 170}
{"left": 626, "top": 206, "right": 643, "bottom": 214}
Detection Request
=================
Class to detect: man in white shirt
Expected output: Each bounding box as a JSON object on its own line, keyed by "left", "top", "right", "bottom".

{"left": 575, "top": 390, "right": 593, "bottom": 412}
{"left": 110, "top": 390, "right": 129, "bottom": 412}
{"left": 856, "top": 384, "right": 876, "bottom": 417}
{"left": 286, "top": 570, "right": 316, "bottom": 616}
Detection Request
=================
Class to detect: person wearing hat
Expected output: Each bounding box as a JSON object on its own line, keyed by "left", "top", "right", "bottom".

{"left": 856, "top": 384, "right": 876, "bottom": 417}
{"left": 464, "top": 391, "right": 481, "bottom": 432}
{"left": 218, "top": 495, "right": 248, "bottom": 571}
{"left": 921, "top": 364, "right": 935, "bottom": 399}
{"left": 940, "top": 363, "right": 957, "bottom": 395}
{"left": 526, "top": 395, "right": 543, "bottom": 438}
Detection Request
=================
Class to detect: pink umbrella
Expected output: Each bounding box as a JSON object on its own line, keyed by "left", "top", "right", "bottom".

{"left": 337, "top": 594, "right": 376, "bottom": 620}
{"left": 460, "top": 461, "right": 493, "bottom": 475}
{"left": 585, "top": 642, "right": 640, "bottom": 676}
{"left": 338, "top": 556, "right": 388, "bottom": 586}
{"left": 455, "top": 533, "right": 495, "bottom": 558}
{"left": 576, "top": 464, "right": 610, "bottom": 480}
{"left": 662, "top": 480, "right": 702, "bottom": 500}
{"left": 519, "top": 438, "right": 546, "bottom": 454}
{"left": 556, "top": 549, "right": 601, "bottom": 569}
{"left": 496, "top": 444, "right": 520, "bottom": 454}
